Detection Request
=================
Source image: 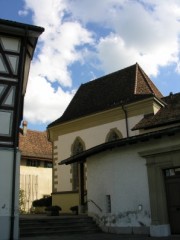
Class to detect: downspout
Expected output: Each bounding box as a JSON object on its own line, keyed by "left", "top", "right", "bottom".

{"left": 10, "top": 28, "right": 28, "bottom": 240}
{"left": 121, "top": 104, "right": 129, "bottom": 138}
{"left": 10, "top": 146, "right": 18, "bottom": 240}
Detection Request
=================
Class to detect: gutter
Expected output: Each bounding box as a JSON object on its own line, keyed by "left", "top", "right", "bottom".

{"left": 10, "top": 147, "right": 18, "bottom": 240}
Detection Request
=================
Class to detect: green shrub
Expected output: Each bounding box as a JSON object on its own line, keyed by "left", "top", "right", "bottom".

{"left": 19, "top": 189, "right": 26, "bottom": 214}
{"left": 32, "top": 196, "right": 52, "bottom": 207}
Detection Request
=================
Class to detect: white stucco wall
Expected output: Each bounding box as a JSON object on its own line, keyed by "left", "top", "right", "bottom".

{"left": 86, "top": 134, "right": 180, "bottom": 228}
{"left": 87, "top": 146, "right": 151, "bottom": 227}
{"left": 0, "top": 148, "right": 20, "bottom": 240}
{"left": 55, "top": 115, "right": 143, "bottom": 192}
{"left": 58, "top": 115, "right": 142, "bottom": 160}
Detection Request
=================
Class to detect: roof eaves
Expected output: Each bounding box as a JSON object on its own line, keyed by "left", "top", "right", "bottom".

{"left": 21, "top": 152, "right": 52, "bottom": 161}
{"left": 48, "top": 95, "right": 155, "bottom": 129}
{"left": 60, "top": 126, "right": 180, "bottom": 165}
{"left": 133, "top": 119, "right": 180, "bottom": 131}
{"left": 0, "top": 18, "right": 44, "bottom": 36}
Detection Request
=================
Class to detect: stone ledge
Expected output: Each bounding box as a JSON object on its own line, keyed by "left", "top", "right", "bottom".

{"left": 150, "top": 224, "right": 171, "bottom": 237}
{"left": 101, "top": 226, "right": 150, "bottom": 235}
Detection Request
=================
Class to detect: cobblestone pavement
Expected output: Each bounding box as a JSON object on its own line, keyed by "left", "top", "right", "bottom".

{"left": 20, "top": 232, "right": 180, "bottom": 240}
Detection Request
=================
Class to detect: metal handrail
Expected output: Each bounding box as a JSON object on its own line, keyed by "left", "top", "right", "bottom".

{"left": 87, "top": 199, "right": 102, "bottom": 212}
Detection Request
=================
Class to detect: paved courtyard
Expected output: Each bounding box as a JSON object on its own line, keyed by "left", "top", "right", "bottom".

{"left": 20, "top": 232, "right": 180, "bottom": 240}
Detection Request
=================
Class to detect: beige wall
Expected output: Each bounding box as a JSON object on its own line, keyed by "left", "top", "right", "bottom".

{"left": 53, "top": 114, "right": 143, "bottom": 192}
{"left": 52, "top": 192, "right": 79, "bottom": 213}
{"left": 20, "top": 166, "right": 52, "bottom": 212}
{"left": 49, "top": 97, "right": 164, "bottom": 212}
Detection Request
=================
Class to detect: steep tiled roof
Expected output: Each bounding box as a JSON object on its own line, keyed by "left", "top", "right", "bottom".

{"left": 19, "top": 129, "right": 52, "bottom": 160}
{"left": 133, "top": 92, "right": 180, "bottom": 130}
{"left": 135, "top": 64, "right": 162, "bottom": 96}
{"left": 48, "top": 63, "right": 163, "bottom": 127}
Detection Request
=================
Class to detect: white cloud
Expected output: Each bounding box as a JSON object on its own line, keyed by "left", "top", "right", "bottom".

{"left": 67, "top": 0, "right": 180, "bottom": 75}
{"left": 18, "top": 10, "right": 28, "bottom": 16}
{"left": 31, "top": 20, "right": 93, "bottom": 87}
{"left": 19, "top": 0, "right": 180, "bottom": 127}
{"left": 21, "top": 0, "right": 67, "bottom": 28}
{"left": 24, "top": 75, "right": 75, "bottom": 124}
{"left": 20, "top": 0, "right": 94, "bottom": 124}
{"left": 97, "top": 32, "right": 179, "bottom": 77}
{"left": 97, "top": 35, "right": 138, "bottom": 71}
{"left": 67, "top": 0, "right": 126, "bottom": 24}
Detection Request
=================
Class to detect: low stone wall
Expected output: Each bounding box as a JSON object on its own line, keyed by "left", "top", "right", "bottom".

{"left": 52, "top": 191, "right": 79, "bottom": 213}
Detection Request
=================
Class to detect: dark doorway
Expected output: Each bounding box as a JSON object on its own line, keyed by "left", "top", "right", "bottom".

{"left": 164, "top": 168, "right": 180, "bottom": 234}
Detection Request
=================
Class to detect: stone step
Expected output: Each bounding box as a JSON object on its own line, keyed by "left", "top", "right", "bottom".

{"left": 19, "top": 215, "right": 100, "bottom": 237}
{"left": 20, "top": 228, "right": 101, "bottom": 237}
{"left": 20, "top": 228, "right": 100, "bottom": 237}
{"left": 20, "top": 223, "right": 99, "bottom": 233}
{"left": 20, "top": 217, "right": 94, "bottom": 224}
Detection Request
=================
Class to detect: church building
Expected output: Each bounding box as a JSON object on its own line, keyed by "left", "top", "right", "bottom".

{"left": 48, "top": 63, "right": 180, "bottom": 237}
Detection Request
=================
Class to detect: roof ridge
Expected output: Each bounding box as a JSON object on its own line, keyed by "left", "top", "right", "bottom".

{"left": 134, "top": 63, "right": 139, "bottom": 94}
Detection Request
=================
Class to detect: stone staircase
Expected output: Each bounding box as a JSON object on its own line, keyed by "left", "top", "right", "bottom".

{"left": 19, "top": 215, "right": 100, "bottom": 238}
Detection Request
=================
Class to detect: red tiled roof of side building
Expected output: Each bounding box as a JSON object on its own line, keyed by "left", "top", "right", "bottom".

{"left": 132, "top": 92, "right": 180, "bottom": 130}
{"left": 19, "top": 129, "right": 52, "bottom": 161}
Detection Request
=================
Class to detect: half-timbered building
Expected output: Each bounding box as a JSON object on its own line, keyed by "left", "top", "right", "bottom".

{"left": 0, "top": 19, "right": 43, "bottom": 240}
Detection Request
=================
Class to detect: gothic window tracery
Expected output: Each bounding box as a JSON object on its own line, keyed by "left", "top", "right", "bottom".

{"left": 71, "top": 137, "right": 85, "bottom": 191}
{"left": 106, "top": 128, "right": 123, "bottom": 142}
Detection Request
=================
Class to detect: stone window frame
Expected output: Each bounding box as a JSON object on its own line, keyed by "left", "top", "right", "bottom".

{"left": 139, "top": 145, "right": 180, "bottom": 228}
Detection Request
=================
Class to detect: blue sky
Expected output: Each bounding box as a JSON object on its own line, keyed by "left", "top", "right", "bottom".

{"left": 1, "top": 0, "right": 180, "bottom": 131}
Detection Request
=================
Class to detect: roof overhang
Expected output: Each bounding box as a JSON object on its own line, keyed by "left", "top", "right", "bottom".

{"left": 60, "top": 126, "right": 180, "bottom": 165}
{"left": 0, "top": 19, "right": 44, "bottom": 37}
{"left": 0, "top": 19, "right": 44, "bottom": 95}
{"left": 21, "top": 154, "right": 52, "bottom": 162}
{"left": 48, "top": 95, "right": 165, "bottom": 141}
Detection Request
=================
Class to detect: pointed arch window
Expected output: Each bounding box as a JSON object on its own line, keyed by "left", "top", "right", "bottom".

{"left": 72, "top": 138, "right": 84, "bottom": 155}
{"left": 71, "top": 137, "right": 85, "bottom": 191}
{"left": 106, "top": 128, "right": 123, "bottom": 142}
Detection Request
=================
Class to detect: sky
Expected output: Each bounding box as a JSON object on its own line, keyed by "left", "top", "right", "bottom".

{"left": 0, "top": 0, "right": 180, "bottom": 131}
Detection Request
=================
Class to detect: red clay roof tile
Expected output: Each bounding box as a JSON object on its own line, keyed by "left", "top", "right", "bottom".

{"left": 19, "top": 129, "right": 52, "bottom": 161}
{"left": 132, "top": 92, "right": 180, "bottom": 130}
{"left": 48, "top": 63, "right": 163, "bottom": 127}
